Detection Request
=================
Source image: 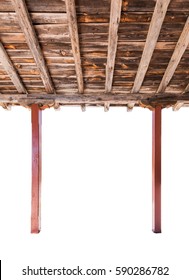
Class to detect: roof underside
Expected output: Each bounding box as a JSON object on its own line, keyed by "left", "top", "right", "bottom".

{"left": 1, "top": 0, "right": 189, "bottom": 110}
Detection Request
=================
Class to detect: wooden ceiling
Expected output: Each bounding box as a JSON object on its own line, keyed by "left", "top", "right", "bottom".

{"left": 0, "top": 0, "right": 189, "bottom": 110}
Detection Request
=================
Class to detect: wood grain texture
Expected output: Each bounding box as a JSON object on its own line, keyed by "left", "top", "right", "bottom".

{"left": 0, "top": 92, "right": 189, "bottom": 109}
{"left": 152, "top": 106, "right": 161, "bottom": 233}
{"left": 65, "top": 0, "right": 83, "bottom": 93}
{"left": 31, "top": 104, "right": 42, "bottom": 234}
{"left": 105, "top": 0, "right": 122, "bottom": 93}
{"left": 173, "top": 101, "right": 184, "bottom": 111}
{"left": 131, "top": 0, "right": 171, "bottom": 93}
{"left": 0, "top": 41, "right": 27, "bottom": 93}
{"left": 12, "top": 0, "right": 55, "bottom": 94}
{"left": 157, "top": 17, "right": 189, "bottom": 93}
{"left": 0, "top": 0, "right": 188, "bottom": 108}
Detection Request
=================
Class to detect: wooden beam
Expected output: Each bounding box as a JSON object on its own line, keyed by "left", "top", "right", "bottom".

{"left": 65, "top": 0, "right": 83, "bottom": 94}
{"left": 105, "top": 0, "right": 122, "bottom": 93}
{"left": 173, "top": 101, "right": 184, "bottom": 111}
{"left": 184, "top": 83, "right": 189, "bottom": 94}
{"left": 157, "top": 17, "right": 189, "bottom": 93}
{"left": 0, "top": 93, "right": 189, "bottom": 107}
{"left": 31, "top": 104, "right": 42, "bottom": 233}
{"left": 131, "top": 0, "right": 171, "bottom": 94}
{"left": 12, "top": 0, "right": 55, "bottom": 94}
{"left": 152, "top": 106, "right": 161, "bottom": 233}
{"left": 0, "top": 93, "right": 143, "bottom": 106}
{"left": 0, "top": 42, "right": 27, "bottom": 94}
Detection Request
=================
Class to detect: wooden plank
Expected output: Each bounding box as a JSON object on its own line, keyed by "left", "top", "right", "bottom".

{"left": 11, "top": 0, "right": 55, "bottom": 94}
{"left": 0, "top": 31, "right": 183, "bottom": 44}
{"left": 3, "top": 0, "right": 189, "bottom": 12}
{"left": 0, "top": 12, "right": 68, "bottom": 25}
{"left": 105, "top": 0, "right": 122, "bottom": 93}
{"left": 65, "top": 0, "right": 83, "bottom": 93}
{"left": 2, "top": 0, "right": 189, "bottom": 13}
{"left": 31, "top": 104, "right": 42, "bottom": 234}
{"left": 2, "top": 41, "right": 182, "bottom": 52}
{"left": 152, "top": 106, "right": 161, "bottom": 233}
{"left": 131, "top": 0, "right": 171, "bottom": 93}
{"left": 0, "top": 11, "right": 188, "bottom": 26}
{"left": 157, "top": 17, "right": 189, "bottom": 93}
{"left": 0, "top": 41, "right": 27, "bottom": 93}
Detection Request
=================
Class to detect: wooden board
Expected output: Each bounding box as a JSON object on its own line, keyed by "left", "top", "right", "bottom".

{"left": 0, "top": 0, "right": 189, "bottom": 107}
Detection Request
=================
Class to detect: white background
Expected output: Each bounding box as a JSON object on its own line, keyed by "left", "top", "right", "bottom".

{"left": 0, "top": 106, "right": 189, "bottom": 279}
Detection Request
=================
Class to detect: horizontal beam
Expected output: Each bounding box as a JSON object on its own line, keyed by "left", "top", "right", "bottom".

{"left": 0, "top": 93, "right": 138, "bottom": 106}
{"left": 0, "top": 93, "right": 189, "bottom": 108}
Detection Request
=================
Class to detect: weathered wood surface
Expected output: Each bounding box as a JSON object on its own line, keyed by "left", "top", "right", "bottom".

{"left": 0, "top": 41, "right": 27, "bottom": 93}
{"left": 0, "top": 0, "right": 188, "bottom": 107}
{"left": 157, "top": 17, "right": 189, "bottom": 93}
{"left": 131, "top": 0, "right": 171, "bottom": 93}
{"left": 65, "top": 0, "right": 83, "bottom": 93}
{"left": 12, "top": 0, "right": 55, "bottom": 94}
{"left": 2, "top": 0, "right": 189, "bottom": 13}
{"left": 105, "top": 0, "right": 122, "bottom": 93}
{"left": 0, "top": 93, "right": 189, "bottom": 109}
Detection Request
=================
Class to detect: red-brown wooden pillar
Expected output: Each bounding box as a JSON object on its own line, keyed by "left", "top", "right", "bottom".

{"left": 31, "top": 104, "right": 42, "bottom": 233}
{"left": 152, "top": 106, "right": 161, "bottom": 233}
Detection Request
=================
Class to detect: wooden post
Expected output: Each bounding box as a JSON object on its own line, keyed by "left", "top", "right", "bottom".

{"left": 31, "top": 104, "right": 42, "bottom": 233}
{"left": 152, "top": 106, "right": 161, "bottom": 233}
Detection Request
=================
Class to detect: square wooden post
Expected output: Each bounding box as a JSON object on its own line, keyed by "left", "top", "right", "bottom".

{"left": 31, "top": 104, "right": 42, "bottom": 233}
{"left": 152, "top": 106, "right": 161, "bottom": 233}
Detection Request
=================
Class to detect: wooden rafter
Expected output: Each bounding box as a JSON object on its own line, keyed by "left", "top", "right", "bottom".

{"left": 184, "top": 83, "right": 189, "bottom": 94}
{"left": 0, "top": 42, "right": 27, "bottom": 94}
{"left": 157, "top": 17, "right": 189, "bottom": 93}
{"left": 105, "top": 0, "right": 122, "bottom": 93}
{"left": 65, "top": 0, "right": 84, "bottom": 94}
{"left": 173, "top": 101, "right": 184, "bottom": 111}
{"left": 131, "top": 0, "right": 171, "bottom": 94}
{"left": 11, "top": 0, "right": 55, "bottom": 94}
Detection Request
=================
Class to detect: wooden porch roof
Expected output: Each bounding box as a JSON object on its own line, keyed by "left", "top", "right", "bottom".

{"left": 0, "top": 0, "right": 189, "bottom": 110}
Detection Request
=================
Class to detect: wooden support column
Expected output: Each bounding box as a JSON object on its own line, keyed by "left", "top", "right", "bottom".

{"left": 31, "top": 104, "right": 42, "bottom": 233}
{"left": 152, "top": 106, "right": 161, "bottom": 233}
